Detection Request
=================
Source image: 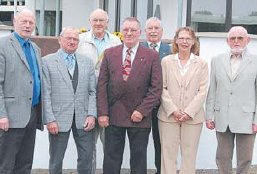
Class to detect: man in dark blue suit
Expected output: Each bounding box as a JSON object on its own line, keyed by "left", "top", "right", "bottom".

{"left": 142, "top": 17, "right": 171, "bottom": 174}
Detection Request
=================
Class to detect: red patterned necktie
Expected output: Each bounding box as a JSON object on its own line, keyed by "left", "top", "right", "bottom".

{"left": 122, "top": 48, "right": 132, "bottom": 81}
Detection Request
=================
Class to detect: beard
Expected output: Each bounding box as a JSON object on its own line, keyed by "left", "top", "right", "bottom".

{"left": 231, "top": 47, "right": 245, "bottom": 55}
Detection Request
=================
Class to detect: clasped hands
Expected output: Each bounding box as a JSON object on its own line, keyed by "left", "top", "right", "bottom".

{"left": 172, "top": 110, "right": 191, "bottom": 122}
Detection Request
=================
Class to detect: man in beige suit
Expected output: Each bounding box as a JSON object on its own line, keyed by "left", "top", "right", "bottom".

{"left": 206, "top": 26, "right": 257, "bottom": 174}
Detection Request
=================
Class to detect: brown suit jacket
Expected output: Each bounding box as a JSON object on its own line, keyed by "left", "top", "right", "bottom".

{"left": 97, "top": 44, "right": 162, "bottom": 128}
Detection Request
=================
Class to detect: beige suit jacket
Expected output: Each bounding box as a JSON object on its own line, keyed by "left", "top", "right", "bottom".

{"left": 206, "top": 50, "right": 257, "bottom": 133}
{"left": 158, "top": 54, "right": 209, "bottom": 124}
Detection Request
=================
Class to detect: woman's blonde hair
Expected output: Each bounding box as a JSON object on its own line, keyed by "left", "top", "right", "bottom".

{"left": 172, "top": 27, "right": 199, "bottom": 55}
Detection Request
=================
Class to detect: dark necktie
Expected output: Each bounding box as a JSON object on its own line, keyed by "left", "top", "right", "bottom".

{"left": 150, "top": 43, "right": 157, "bottom": 51}
{"left": 122, "top": 49, "right": 132, "bottom": 81}
{"left": 24, "top": 42, "right": 35, "bottom": 75}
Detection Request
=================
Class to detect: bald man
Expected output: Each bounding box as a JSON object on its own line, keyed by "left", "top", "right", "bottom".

{"left": 0, "top": 8, "right": 43, "bottom": 174}
{"left": 77, "top": 8, "right": 121, "bottom": 173}
{"left": 206, "top": 26, "right": 257, "bottom": 174}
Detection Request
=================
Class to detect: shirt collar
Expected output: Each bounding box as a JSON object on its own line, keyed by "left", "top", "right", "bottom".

{"left": 147, "top": 41, "right": 161, "bottom": 48}
{"left": 92, "top": 31, "right": 110, "bottom": 42}
{"left": 60, "top": 49, "right": 75, "bottom": 60}
{"left": 14, "top": 32, "right": 30, "bottom": 46}
{"left": 123, "top": 42, "right": 139, "bottom": 54}
{"left": 175, "top": 53, "right": 195, "bottom": 61}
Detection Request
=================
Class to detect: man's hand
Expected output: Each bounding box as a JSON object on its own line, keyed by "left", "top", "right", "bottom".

{"left": 252, "top": 124, "right": 257, "bottom": 133}
{"left": 98, "top": 116, "right": 109, "bottom": 128}
{"left": 84, "top": 116, "right": 95, "bottom": 131}
{"left": 47, "top": 121, "right": 59, "bottom": 135}
{"left": 131, "top": 110, "right": 144, "bottom": 122}
{"left": 206, "top": 120, "right": 215, "bottom": 130}
{"left": 0, "top": 117, "right": 9, "bottom": 131}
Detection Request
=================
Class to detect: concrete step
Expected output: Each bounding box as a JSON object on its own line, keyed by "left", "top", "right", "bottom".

{"left": 32, "top": 165, "right": 257, "bottom": 174}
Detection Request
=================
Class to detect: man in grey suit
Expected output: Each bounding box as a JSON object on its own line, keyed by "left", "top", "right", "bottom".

{"left": 141, "top": 17, "right": 171, "bottom": 174}
{"left": 0, "top": 9, "right": 43, "bottom": 174}
{"left": 42, "top": 27, "right": 96, "bottom": 174}
{"left": 206, "top": 26, "right": 257, "bottom": 174}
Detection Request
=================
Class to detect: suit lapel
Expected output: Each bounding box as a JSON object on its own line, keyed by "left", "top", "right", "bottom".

{"left": 170, "top": 56, "right": 182, "bottom": 86}
{"left": 129, "top": 46, "right": 146, "bottom": 81}
{"left": 31, "top": 42, "right": 42, "bottom": 78}
{"left": 221, "top": 53, "right": 233, "bottom": 81}
{"left": 232, "top": 55, "right": 252, "bottom": 81}
{"left": 184, "top": 57, "right": 199, "bottom": 88}
{"left": 75, "top": 54, "right": 84, "bottom": 94}
{"left": 10, "top": 34, "right": 31, "bottom": 71}
{"left": 56, "top": 50, "right": 74, "bottom": 91}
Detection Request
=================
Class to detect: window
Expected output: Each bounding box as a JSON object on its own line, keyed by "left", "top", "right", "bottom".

{"left": 189, "top": 0, "right": 226, "bottom": 32}
{"left": 188, "top": 0, "right": 257, "bottom": 34}
{"left": 36, "top": 10, "right": 62, "bottom": 36}
{"left": 0, "top": 11, "right": 13, "bottom": 26}
{"left": 231, "top": 0, "right": 257, "bottom": 34}
{"left": 104, "top": 0, "right": 161, "bottom": 38}
{"left": 0, "top": 0, "right": 25, "bottom": 6}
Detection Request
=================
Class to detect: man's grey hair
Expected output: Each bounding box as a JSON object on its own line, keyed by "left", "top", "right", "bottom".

{"left": 89, "top": 8, "right": 109, "bottom": 22}
{"left": 145, "top": 17, "right": 163, "bottom": 29}
{"left": 60, "top": 26, "right": 79, "bottom": 36}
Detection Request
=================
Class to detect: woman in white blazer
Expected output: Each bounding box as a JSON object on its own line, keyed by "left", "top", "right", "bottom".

{"left": 158, "top": 27, "right": 209, "bottom": 174}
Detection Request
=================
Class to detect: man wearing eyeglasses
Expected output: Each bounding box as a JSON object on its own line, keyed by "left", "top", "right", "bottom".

{"left": 206, "top": 26, "right": 257, "bottom": 174}
{"left": 42, "top": 27, "right": 96, "bottom": 174}
{"left": 77, "top": 9, "right": 121, "bottom": 174}
{"left": 141, "top": 17, "right": 171, "bottom": 174}
{"left": 97, "top": 17, "right": 162, "bottom": 174}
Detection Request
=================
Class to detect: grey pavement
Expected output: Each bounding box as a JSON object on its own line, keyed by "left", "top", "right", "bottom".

{"left": 32, "top": 165, "right": 257, "bottom": 174}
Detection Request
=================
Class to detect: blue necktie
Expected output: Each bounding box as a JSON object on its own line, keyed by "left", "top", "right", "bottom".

{"left": 24, "top": 42, "right": 40, "bottom": 106}
{"left": 66, "top": 54, "right": 75, "bottom": 76}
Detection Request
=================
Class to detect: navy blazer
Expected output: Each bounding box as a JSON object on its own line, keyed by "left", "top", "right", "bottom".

{"left": 141, "top": 41, "right": 171, "bottom": 59}
{"left": 97, "top": 44, "right": 163, "bottom": 128}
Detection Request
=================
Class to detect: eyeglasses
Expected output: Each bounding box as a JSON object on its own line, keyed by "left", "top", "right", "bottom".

{"left": 91, "top": 18, "right": 107, "bottom": 23}
{"left": 122, "top": 28, "right": 138, "bottom": 33}
{"left": 229, "top": 36, "right": 244, "bottom": 42}
{"left": 177, "top": 37, "right": 193, "bottom": 42}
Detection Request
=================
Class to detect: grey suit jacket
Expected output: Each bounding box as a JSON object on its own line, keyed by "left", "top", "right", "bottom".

{"left": 141, "top": 41, "right": 171, "bottom": 59}
{"left": 42, "top": 49, "right": 96, "bottom": 132}
{"left": 0, "top": 33, "right": 43, "bottom": 129}
{"left": 206, "top": 50, "right": 257, "bottom": 134}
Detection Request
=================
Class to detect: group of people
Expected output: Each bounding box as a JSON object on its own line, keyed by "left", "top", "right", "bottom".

{"left": 0, "top": 7, "right": 256, "bottom": 174}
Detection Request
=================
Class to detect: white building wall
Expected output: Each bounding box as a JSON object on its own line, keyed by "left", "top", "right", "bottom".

{"left": 61, "top": 0, "right": 96, "bottom": 30}
{"left": 160, "top": 0, "right": 178, "bottom": 39}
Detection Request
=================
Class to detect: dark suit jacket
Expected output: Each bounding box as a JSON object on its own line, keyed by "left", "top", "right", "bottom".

{"left": 97, "top": 44, "right": 162, "bottom": 128}
{"left": 141, "top": 41, "right": 171, "bottom": 59}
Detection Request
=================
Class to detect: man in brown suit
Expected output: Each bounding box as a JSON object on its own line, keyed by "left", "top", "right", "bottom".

{"left": 97, "top": 17, "right": 162, "bottom": 174}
